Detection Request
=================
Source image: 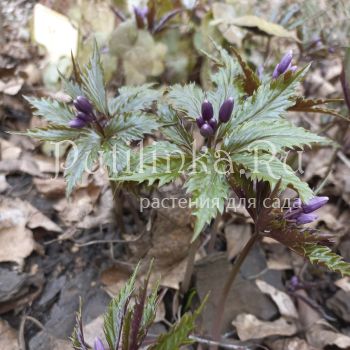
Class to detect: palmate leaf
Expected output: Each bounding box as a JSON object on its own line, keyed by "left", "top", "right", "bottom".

{"left": 224, "top": 120, "right": 331, "bottom": 154}
{"left": 81, "top": 42, "right": 109, "bottom": 116}
{"left": 64, "top": 130, "right": 102, "bottom": 195}
{"left": 105, "top": 113, "right": 159, "bottom": 143}
{"left": 108, "top": 84, "right": 162, "bottom": 116}
{"left": 302, "top": 244, "right": 350, "bottom": 276}
{"left": 104, "top": 263, "right": 140, "bottom": 350}
{"left": 231, "top": 152, "right": 314, "bottom": 202}
{"left": 185, "top": 151, "right": 230, "bottom": 240}
{"left": 24, "top": 96, "right": 74, "bottom": 125}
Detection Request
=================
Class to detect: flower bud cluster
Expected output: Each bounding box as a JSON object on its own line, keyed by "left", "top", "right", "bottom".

{"left": 196, "top": 97, "right": 234, "bottom": 138}
{"left": 69, "top": 96, "right": 96, "bottom": 129}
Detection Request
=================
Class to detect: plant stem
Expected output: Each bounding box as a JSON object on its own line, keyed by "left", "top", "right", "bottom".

{"left": 210, "top": 233, "right": 260, "bottom": 349}
{"left": 109, "top": 179, "right": 126, "bottom": 234}
{"left": 208, "top": 213, "right": 221, "bottom": 254}
{"left": 181, "top": 239, "right": 200, "bottom": 294}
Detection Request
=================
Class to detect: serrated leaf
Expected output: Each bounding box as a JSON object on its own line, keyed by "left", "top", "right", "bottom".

{"left": 167, "top": 83, "right": 205, "bottom": 119}
{"left": 231, "top": 152, "right": 313, "bottom": 202}
{"left": 101, "top": 139, "right": 130, "bottom": 177}
{"left": 64, "top": 130, "right": 102, "bottom": 195}
{"left": 117, "top": 142, "right": 188, "bottom": 186}
{"left": 61, "top": 75, "right": 84, "bottom": 100}
{"left": 105, "top": 113, "right": 160, "bottom": 143}
{"left": 149, "top": 295, "right": 207, "bottom": 350}
{"left": 24, "top": 96, "right": 73, "bottom": 125}
{"left": 81, "top": 42, "right": 109, "bottom": 116}
{"left": 25, "top": 125, "right": 82, "bottom": 141}
{"left": 303, "top": 244, "right": 350, "bottom": 276}
{"left": 185, "top": 152, "right": 230, "bottom": 240}
{"left": 224, "top": 120, "right": 331, "bottom": 154}
{"left": 118, "top": 156, "right": 187, "bottom": 187}
{"left": 108, "top": 84, "right": 161, "bottom": 116}
{"left": 232, "top": 65, "right": 310, "bottom": 127}
{"left": 158, "top": 104, "right": 193, "bottom": 154}
{"left": 103, "top": 263, "right": 140, "bottom": 350}
{"left": 207, "top": 46, "right": 243, "bottom": 118}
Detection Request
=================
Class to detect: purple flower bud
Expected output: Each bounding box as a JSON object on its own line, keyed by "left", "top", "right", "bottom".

{"left": 219, "top": 97, "right": 234, "bottom": 123}
{"left": 272, "top": 64, "right": 280, "bottom": 79}
{"left": 196, "top": 116, "right": 205, "bottom": 128}
{"left": 200, "top": 123, "right": 214, "bottom": 137}
{"left": 277, "top": 50, "right": 293, "bottom": 75}
{"left": 69, "top": 118, "right": 86, "bottom": 129}
{"left": 94, "top": 337, "right": 105, "bottom": 350}
{"left": 208, "top": 118, "right": 218, "bottom": 130}
{"left": 76, "top": 111, "right": 94, "bottom": 123}
{"left": 201, "top": 99, "right": 214, "bottom": 121}
{"left": 302, "top": 196, "right": 329, "bottom": 214}
{"left": 73, "top": 96, "right": 93, "bottom": 114}
{"left": 296, "top": 213, "right": 318, "bottom": 225}
{"left": 290, "top": 276, "right": 299, "bottom": 289}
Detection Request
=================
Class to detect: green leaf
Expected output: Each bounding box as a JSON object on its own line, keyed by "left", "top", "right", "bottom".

{"left": 117, "top": 142, "right": 188, "bottom": 186}
{"left": 149, "top": 295, "right": 207, "bottom": 350}
{"left": 64, "top": 130, "right": 102, "bottom": 195}
{"left": 61, "top": 76, "right": 84, "bottom": 100}
{"left": 185, "top": 152, "right": 230, "bottom": 240}
{"left": 101, "top": 139, "right": 130, "bottom": 177}
{"left": 231, "top": 152, "right": 314, "bottom": 202}
{"left": 232, "top": 65, "right": 310, "bottom": 127}
{"left": 303, "top": 244, "right": 350, "bottom": 276}
{"left": 81, "top": 42, "right": 109, "bottom": 116}
{"left": 224, "top": 120, "right": 331, "bottom": 154}
{"left": 25, "top": 125, "right": 82, "bottom": 142}
{"left": 158, "top": 104, "right": 193, "bottom": 154}
{"left": 103, "top": 263, "right": 140, "bottom": 350}
{"left": 167, "top": 83, "right": 204, "bottom": 119}
{"left": 24, "top": 96, "right": 74, "bottom": 125}
{"left": 207, "top": 46, "right": 243, "bottom": 118}
{"left": 108, "top": 84, "right": 161, "bottom": 116}
{"left": 105, "top": 113, "right": 160, "bottom": 143}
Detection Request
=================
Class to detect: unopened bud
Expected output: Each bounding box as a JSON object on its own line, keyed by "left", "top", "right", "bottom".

{"left": 219, "top": 97, "right": 234, "bottom": 123}
{"left": 201, "top": 99, "right": 214, "bottom": 121}
{"left": 200, "top": 123, "right": 214, "bottom": 137}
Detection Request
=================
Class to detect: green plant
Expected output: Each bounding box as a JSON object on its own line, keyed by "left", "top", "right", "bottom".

{"left": 71, "top": 262, "right": 206, "bottom": 350}
{"left": 115, "top": 44, "right": 350, "bottom": 344}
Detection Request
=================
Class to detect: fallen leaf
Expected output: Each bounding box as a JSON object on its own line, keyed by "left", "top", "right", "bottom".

{"left": 256, "top": 279, "right": 298, "bottom": 318}
{"left": 0, "top": 139, "right": 22, "bottom": 160}
{"left": 0, "top": 196, "right": 62, "bottom": 265}
{"left": 0, "top": 319, "right": 20, "bottom": 350}
{"left": 232, "top": 313, "right": 297, "bottom": 341}
{"left": 267, "top": 337, "right": 310, "bottom": 350}
{"left": 307, "top": 320, "right": 350, "bottom": 349}
{"left": 335, "top": 277, "right": 350, "bottom": 292}
{"left": 225, "top": 224, "right": 251, "bottom": 260}
{"left": 33, "top": 177, "right": 66, "bottom": 198}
